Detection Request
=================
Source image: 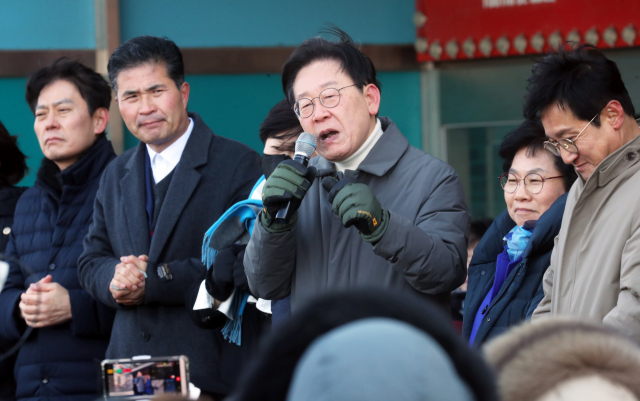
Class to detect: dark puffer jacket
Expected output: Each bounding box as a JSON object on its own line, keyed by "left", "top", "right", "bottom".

{"left": 0, "top": 136, "right": 116, "bottom": 401}
{"left": 463, "top": 194, "right": 567, "bottom": 347}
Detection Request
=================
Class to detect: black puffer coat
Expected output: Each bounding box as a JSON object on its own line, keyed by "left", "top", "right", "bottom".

{"left": 0, "top": 137, "right": 116, "bottom": 401}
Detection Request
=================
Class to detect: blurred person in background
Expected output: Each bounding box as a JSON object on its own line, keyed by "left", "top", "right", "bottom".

{"left": 0, "top": 120, "right": 28, "bottom": 401}
{"left": 245, "top": 28, "right": 469, "bottom": 314}
{"left": 0, "top": 120, "right": 28, "bottom": 254}
{"left": 257, "top": 98, "right": 305, "bottom": 325}
{"left": 260, "top": 98, "right": 300, "bottom": 160}
{"left": 228, "top": 289, "right": 499, "bottom": 401}
{"left": 189, "top": 98, "right": 301, "bottom": 328}
{"left": 463, "top": 120, "right": 577, "bottom": 347}
{"left": 451, "top": 219, "right": 491, "bottom": 332}
{"left": 134, "top": 371, "right": 145, "bottom": 396}
{"left": 0, "top": 59, "right": 116, "bottom": 401}
{"left": 185, "top": 98, "right": 302, "bottom": 392}
{"left": 78, "top": 36, "right": 262, "bottom": 399}
{"left": 484, "top": 318, "right": 640, "bottom": 401}
{"left": 525, "top": 44, "right": 640, "bottom": 340}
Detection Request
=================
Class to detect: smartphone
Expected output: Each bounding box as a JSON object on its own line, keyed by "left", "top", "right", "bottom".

{"left": 101, "top": 355, "right": 189, "bottom": 399}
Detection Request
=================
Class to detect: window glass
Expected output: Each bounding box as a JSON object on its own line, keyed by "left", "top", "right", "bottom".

{"left": 446, "top": 124, "right": 520, "bottom": 219}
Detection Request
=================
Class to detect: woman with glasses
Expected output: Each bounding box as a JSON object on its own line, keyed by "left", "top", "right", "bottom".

{"left": 463, "top": 120, "right": 577, "bottom": 347}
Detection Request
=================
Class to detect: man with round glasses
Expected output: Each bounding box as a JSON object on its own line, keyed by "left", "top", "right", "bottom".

{"left": 525, "top": 44, "right": 640, "bottom": 341}
{"left": 244, "top": 29, "right": 470, "bottom": 312}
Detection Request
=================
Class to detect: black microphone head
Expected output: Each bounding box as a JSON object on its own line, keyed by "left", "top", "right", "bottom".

{"left": 294, "top": 132, "right": 317, "bottom": 159}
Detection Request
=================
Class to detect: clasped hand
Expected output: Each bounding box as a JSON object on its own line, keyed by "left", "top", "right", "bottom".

{"left": 109, "top": 255, "right": 148, "bottom": 305}
{"left": 19, "top": 275, "right": 71, "bottom": 328}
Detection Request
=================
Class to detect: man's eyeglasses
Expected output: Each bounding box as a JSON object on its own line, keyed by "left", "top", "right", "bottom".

{"left": 499, "top": 172, "right": 563, "bottom": 194}
{"left": 293, "top": 84, "right": 358, "bottom": 118}
{"left": 543, "top": 112, "right": 599, "bottom": 156}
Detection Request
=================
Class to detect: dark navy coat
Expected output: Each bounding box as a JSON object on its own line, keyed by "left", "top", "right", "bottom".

{"left": 0, "top": 137, "right": 116, "bottom": 401}
{"left": 463, "top": 194, "right": 567, "bottom": 347}
{"left": 78, "top": 113, "right": 262, "bottom": 395}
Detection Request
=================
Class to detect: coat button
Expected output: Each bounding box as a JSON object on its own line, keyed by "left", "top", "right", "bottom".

{"left": 42, "top": 377, "right": 49, "bottom": 384}
{"left": 486, "top": 318, "right": 491, "bottom": 322}
{"left": 48, "top": 264, "right": 56, "bottom": 271}
{"left": 2, "top": 227, "right": 10, "bottom": 235}
{"left": 140, "top": 331, "right": 150, "bottom": 341}
{"left": 627, "top": 152, "right": 637, "bottom": 161}
{"left": 481, "top": 271, "right": 486, "bottom": 276}
{"left": 202, "top": 316, "right": 211, "bottom": 322}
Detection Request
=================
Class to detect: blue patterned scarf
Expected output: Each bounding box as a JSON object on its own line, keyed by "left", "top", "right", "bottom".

{"left": 505, "top": 224, "right": 534, "bottom": 261}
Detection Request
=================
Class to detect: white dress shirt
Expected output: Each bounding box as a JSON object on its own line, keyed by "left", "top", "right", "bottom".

{"left": 146, "top": 118, "right": 194, "bottom": 183}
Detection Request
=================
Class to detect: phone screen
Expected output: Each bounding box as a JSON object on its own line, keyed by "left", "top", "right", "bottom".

{"left": 103, "top": 358, "right": 185, "bottom": 397}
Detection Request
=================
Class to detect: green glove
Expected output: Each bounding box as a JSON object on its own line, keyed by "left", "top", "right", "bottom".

{"left": 327, "top": 178, "right": 389, "bottom": 243}
{"left": 260, "top": 159, "right": 316, "bottom": 233}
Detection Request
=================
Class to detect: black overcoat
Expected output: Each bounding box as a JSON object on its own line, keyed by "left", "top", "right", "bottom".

{"left": 78, "top": 112, "right": 262, "bottom": 393}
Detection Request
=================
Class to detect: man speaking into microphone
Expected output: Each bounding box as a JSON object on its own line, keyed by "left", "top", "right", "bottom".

{"left": 245, "top": 28, "right": 470, "bottom": 312}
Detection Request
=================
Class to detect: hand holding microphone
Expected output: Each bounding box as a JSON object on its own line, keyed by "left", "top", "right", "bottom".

{"left": 260, "top": 132, "right": 317, "bottom": 233}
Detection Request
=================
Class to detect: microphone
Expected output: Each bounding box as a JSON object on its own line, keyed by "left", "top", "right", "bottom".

{"left": 275, "top": 132, "right": 317, "bottom": 223}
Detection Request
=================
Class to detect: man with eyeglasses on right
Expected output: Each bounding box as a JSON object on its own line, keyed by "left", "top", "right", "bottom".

{"left": 527, "top": 44, "right": 640, "bottom": 340}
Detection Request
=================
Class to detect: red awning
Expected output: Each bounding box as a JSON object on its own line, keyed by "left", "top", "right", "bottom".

{"left": 415, "top": 0, "right": 640, "bottom": 62}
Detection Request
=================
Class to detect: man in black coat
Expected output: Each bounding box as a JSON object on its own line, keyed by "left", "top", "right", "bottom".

{"left": 0, "top": 59, "right": 116, "bottom": 400}
{"left": 78, "top": 36, "right": 262, "bottom": 397}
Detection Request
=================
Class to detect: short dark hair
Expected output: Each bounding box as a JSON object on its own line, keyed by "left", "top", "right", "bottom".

{"left": 108, "top": 36, "right": 185, "bottom": 94}
{"left": 259, "top": 99, "right": 303, "bottom": 153}
{"left": 0, "top": 120, "right": 28, "bottom": 186}
{"left": 469, "top": 219, "right": 492, "bottom": 246}
{"left": 281, "top": 27, "right": 381, "bottom": 106}
{"left": 524, "top": 43, "right": 635, "bottom": 127}
{"left": 499, "top": 119, "right": 577, "bottom": 192}
{"left": 25, "top": 58, "right": 111, "bottom": 119}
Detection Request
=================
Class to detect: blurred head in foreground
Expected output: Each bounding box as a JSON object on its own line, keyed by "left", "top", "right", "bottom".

{"left": 484, "top": 318, "right": 640, "bottom": 401}
{"left": 229, "top": 289, "right": 499, "bottom": 401}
